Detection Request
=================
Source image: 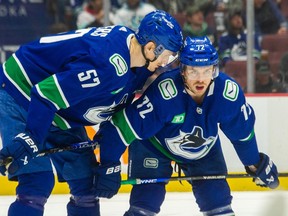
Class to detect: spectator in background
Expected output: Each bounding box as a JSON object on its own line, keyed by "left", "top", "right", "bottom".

{"left": 274, "top": 0, "right": 282, "bottom": 8}
{"left": 49, "top": 22, "right": 69, "bottom": 34}
{"left": 278, "top": 52, "right": 288, "bottom": 92}
{"left": 182, "top": 6, "right": 218, "bottom": 47}
{"left": 193, "top": 0, "right": 243, "bottom": 14}
{"left": 46, "top": 0, "right": 96, "bottom": 31}
{"left": 192, "top": 0, "right": 243, "bottom": 33}
{"left": 111, "top": 0, "right": 156, "bottom": 31}
{"left": 253, "top": 0, "right": 287, "bottom": 35}
{"left": 110, "top": 0, "right": 123, "bottom": 12}
{"left": 218, "top": 10, "right": 261, "bottom": 68}
{"left": 76, "top": 0, "right": 112, "bottom": 29}
{"left": 46, "top": 0, "right": 80, "bottom": 31}
{"left": 146, "top": 0, "right": 170, "bottom": 13}
{"left": 255, "top": 60, "right": 286, "bottom": 93}
{"left": 147, "top": 0, "right": 193, "bottom": 14}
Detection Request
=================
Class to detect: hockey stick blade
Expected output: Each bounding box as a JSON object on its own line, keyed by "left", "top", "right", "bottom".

{"left": 0, "top": 140, "right": 98, "bottom": 166}
{"left": 121, "top": 173, "right": 288, "bottom": 185}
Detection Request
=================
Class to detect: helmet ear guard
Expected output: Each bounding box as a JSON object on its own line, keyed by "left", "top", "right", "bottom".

{"left": 135, "top": 10, "right": 183, "bottom": 55}
{"left": 154, "top": 44, "right": 165, "bottom": 58}
{"left": 180, "top": 36, "right": 219, "bottom": 79}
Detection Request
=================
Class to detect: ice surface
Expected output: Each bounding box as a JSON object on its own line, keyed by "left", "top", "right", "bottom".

{"left": 1, "top": 191, "right": 287, "bottom": 216}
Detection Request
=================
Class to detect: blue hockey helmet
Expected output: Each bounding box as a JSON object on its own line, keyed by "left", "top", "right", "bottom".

{"left": 180, "top": 36, "right": 219, "bottom": 78}
{"left": 135, "top": 10, "right": 183, "bottom": 56}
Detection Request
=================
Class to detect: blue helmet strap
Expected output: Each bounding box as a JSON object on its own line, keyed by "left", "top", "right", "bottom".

{"left": 181, "top": 70, "right": 192, "bottom": 93}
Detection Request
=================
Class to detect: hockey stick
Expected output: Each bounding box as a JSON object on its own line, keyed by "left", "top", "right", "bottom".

{"left": 121, "top": 173, "right": 288, "bottom": 185}
{"left": 0, "top": 140, "right": 98, "bottom": 166}
{"left": 2, "top": 142, "right": 288, "bottom": 185}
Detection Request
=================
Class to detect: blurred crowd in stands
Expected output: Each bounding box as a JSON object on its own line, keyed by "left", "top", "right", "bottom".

{"left": 11, "top": 0, "right": 288, "bottom": 93}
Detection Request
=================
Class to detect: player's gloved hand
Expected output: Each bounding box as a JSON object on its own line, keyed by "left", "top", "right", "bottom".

{"left": 0, "top": 153, "right": 9, "bottom": 176}
{"left": 93, "top": 161, "right": 121, "bottom": 199}
{"left": 245, "top": 152, "right": 279, "bottom": 189}
{"left": 0, "top": 132, "right": 39, "bottom": 175}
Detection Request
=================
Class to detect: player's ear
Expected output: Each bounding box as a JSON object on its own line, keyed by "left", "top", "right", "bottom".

{"left": 144, "top": 41, "right": 156, "bottom": 56}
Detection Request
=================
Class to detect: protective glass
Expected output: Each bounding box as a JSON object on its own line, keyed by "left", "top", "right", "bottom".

{"left": 156, "top": 49, "right": 179, "bottom": 67}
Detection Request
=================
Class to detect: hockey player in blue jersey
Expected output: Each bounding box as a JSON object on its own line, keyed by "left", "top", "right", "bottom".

{"left": 95, "top": 36, "right": 279, "bottom": 216}
{"left": 0, "top": 10, "right": 183, "bottom": 216}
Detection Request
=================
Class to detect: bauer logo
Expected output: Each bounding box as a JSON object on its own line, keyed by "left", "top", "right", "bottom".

{"left": 223, "top": 80, "right": 239, "bottom": 101}
{"left": 110, "top": 54, "right": 128, "bottom": 76}
{"left": 143, "top": 158, "right": 158, "bottom": 168}
{"left": 158, "top": 79, "right": 178, "bottom": 100}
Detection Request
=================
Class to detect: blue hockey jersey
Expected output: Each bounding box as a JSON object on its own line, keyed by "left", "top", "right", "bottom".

{"left": 0, "top": 26, "right": 152, "bottom": 144}
{"left": 98, "top": 69, "right": 260, "bottom": 166}
{"left": 218, "top": 31, "right": 261, "bottom": 65}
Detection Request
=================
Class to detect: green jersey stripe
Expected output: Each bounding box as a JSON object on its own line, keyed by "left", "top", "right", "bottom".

{"left": 53, "top": 75, "right": 70, "bottom": 108}
{"left": 52, "top": 114, "right": 71, "bottom": 130}
{"left": 36, "top": 75, "right": 69, "bottom": 110}
{"left": 111, "top": 110, "right": 139, "bottom": 145}
{"left": 4, "top": 54, "right": 33, "bottom": 100}
{"left": 240, "top": 129, "right": 255, "bottom": 142}
{"left": 4, "top": 54, "right": 71, "bottom": 130}
{"left": 149, "top": 136, "right": 182, "bottom": 163}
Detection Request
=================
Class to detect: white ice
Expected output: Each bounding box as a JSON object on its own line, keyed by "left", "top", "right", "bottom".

{"left": 1, "top": 191, "right": 288, "bottom": 216}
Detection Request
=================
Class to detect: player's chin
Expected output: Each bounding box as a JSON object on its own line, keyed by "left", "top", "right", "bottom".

{"left": 147, "top": 66, "right": 157, "bottom": 72}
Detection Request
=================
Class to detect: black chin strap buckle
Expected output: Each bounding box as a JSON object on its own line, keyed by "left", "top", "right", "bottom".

{"left": 144, "top": 60, "right": 150, "bottom": 68}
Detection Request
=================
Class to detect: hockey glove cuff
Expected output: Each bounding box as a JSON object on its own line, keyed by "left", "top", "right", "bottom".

{"left": 93, "top": 161, "right": 121, "bottom": 199}
{"left": 0, "top": 132, "right": 39, "bottom": 175}
{"left": 245, "top": 152, "right": 279, "bottom": 189}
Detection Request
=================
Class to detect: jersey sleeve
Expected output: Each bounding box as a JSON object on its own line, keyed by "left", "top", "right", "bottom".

{"left": 112, "top": 80, "right": 170, "bottom": 143}
{"left": 218, "top": 78, "right": 260, "bottom": 166}
{"left": 25, "top": 56, "right": 127, "bottom": 145}
{"left": 98, "top": 76, "right": 177, "bottom": 163}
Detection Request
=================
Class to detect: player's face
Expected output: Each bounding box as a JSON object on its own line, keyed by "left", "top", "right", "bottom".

{"left": 183, "top": 65, "right": 213, "bottom": 96}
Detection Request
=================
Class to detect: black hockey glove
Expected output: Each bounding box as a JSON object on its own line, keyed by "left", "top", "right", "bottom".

{"left": 0, "top": 132, "right": 39, "bottom": 175}
{"left": 245, "top": 152, "right": 279, "bottom": 189}
{"left": 93, "top": 161, "right": 121, "bottom": 199}
{"left": 0, "top": 154, "right": 8, "bottom": 176}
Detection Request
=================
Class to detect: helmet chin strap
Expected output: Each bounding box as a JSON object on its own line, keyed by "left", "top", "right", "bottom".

{"left": 181, "top": 73, "right": 195, "bottom": 94}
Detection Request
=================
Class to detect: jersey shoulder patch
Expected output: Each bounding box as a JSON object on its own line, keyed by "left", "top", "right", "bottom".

{"left": 109, "top": 54, "right": 128, "bottom": 76}
{"left": 158, "top": 78, "right": 178, "bottom": 100}
{"left": 222, "top": 79, "right": 239, "bottom": 101}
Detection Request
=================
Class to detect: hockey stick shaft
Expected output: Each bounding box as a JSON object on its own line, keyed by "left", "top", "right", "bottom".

{"left": 2, "top": 142, "right": 288, "bottom": 184}
{"left": 0, "top": 140, "right": 98, "bottom": 166}
{"left": 121, "top": 173, "right": 288, "bottom": 185}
